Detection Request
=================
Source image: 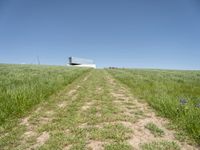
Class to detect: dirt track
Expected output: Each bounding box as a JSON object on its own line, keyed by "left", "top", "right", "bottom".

{"left": 0, "top": 70, "right": 198, "bottom": 150}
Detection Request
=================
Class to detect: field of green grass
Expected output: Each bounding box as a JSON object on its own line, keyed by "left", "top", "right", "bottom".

{"left": 108, "top": 69, "right": 200, "bottom": 144}
{"left": 0, "top": 64, "right": 90, "bottom": 125}
{"left": 0, "top": 65, "right": 199, "bottom": 149}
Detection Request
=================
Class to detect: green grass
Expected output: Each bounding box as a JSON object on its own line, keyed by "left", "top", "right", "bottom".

{"left": 145, "top": 122, "right": 165, "bottom": 137}
{"left": 35, "top": 70, "right": 134, "bottom": 149}
{"left": 0, "top": 70, "right": 139, "bottom": 149}
{"left": 1, "top": 67, "right": 199, "bottom": 149}
{"left": 0, "top": 64, "right": 90, "bottom": 125}
{"left": 107, "top": 69, "right": 200, "bottom": 144}
{"left": 140, "top": 141, "right": 180, "bottom": 150}
{"left": 90, "top": 124, "right": 132, "bottom": 142}
{"left": 105, "top": 142, "right": 133, "bottom": 150}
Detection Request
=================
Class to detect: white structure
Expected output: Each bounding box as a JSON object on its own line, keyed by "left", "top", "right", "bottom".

{"left": 68, "top": 57, "right": 96, "bottom": 68}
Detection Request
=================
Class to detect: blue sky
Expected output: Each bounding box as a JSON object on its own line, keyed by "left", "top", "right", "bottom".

{"left": 0, "top": 0, "right": 200, "bottom": 69}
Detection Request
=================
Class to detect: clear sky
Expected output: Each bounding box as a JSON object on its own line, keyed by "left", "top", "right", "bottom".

{"left": 0, "top": 0, "right": 200, "bottom": 69}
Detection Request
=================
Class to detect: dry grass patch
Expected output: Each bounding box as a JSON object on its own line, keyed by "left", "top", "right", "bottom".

{"left": 57, "top": 101, "right": 67, "bottom": 108}
{"left": 31, "top": 131, "right": 50, "bottom": 149}
{"left": 87, "top": 140, "right": 106, "bottom": 150}
{"left": 81, "top": 101, "right": 94, "bottom": 111}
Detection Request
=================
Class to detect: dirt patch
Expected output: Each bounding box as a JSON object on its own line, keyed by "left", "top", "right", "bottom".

{"left": 95, "top": 121, "right": 133, "bottom": 128}
{"left": 127, "top": 117, "right": 165, "bottom": 149}
{"left": 20, "top": 117, "right": 30, "bottom": 126}
{"left": 58, "top": 101, "right": 67, "bottom": 108}
{"left": 68, "top": 85, "right": 80, "bottom": 96}
{"left": 68, "top": 89, "right": 77, "bottom": 96}
{"left": 23, "top": 131, "right": 36, "bottom": 138}
{"left": 45, "top": 110, "right": 54, "bottom": 116}
{"left": 20, "top": 110, "right": 53, "bottom": 145}
{"left": 83, "top": 75, "right": 89, "bottom": 81}
{"left": 79, "top": 122, "right": 102, "bottom": 129}
{"left": 96, "top": 87, "right": 102, "bottom": 94}
{"left": 63, "top": 144, "right": 73, "bottom": 150}
{"left": 79, "top": 122, "right": 88, "bottom": 128}
{"left": 35, "top": 107, "right": 41, "bottom": 113}
{"left": 39, "top": 116, "right": 52, "bottom": 124}
{"left": 81, "top": 105, "right": 91, "bottom": 111}
{"left": 106, "top": 76, "right": 115, "bottom": 85}
{"left": 37, "top": 132, "right": 49, "bottom": 144}
{"left": 112, "top": 92, "right": 129, "bottom": 100}
{"left": 96, "top": 87, "right": 102, "bottom": 91}
{"left": 87, "top": 140, "right": 106, "bottom": 150}
{"left": 81, "top": 101, "right": 94, "bottom": 111}
{"left": 126, "top": 106, "right": 198, "bottom": 150}
{"left": 32, "top": 132, "right": 49, "bottom": 149}
{"left": 79, "top": 121, "right": 134, "bottom": 131}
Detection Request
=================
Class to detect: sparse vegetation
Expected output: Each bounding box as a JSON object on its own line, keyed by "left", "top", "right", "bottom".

{"left": 0, "top": 68, "right": 198, "bottom": 149}
{"left": 90, "top": 124, "right": 132, "bottom": 141}
{"left": 105, "top": 143, "right": 133, "bottom": 150}
{"left": 108, "top": 69, "right": 200, "bottom": 144}
{"left": 140, "top": 140, "right": 180, "bottom": 150}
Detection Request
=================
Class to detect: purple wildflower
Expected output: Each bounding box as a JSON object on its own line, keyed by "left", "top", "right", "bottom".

{"left": 196, "top": 103, "right": 200, "bottom": 108}
{"left": 180, "top": 99, "right": 187, "bottom": 105}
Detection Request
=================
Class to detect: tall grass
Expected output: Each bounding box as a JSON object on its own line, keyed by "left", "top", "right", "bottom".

{"left": 108, "top": 69, "right": 200, "bottom": 144}
{"left": 0, "top": 64, "right": 90, "bottom": 125}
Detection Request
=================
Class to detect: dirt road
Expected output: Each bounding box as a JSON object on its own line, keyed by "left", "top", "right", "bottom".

{"left": 0, "top": 70, "right": 198, "bottom": 150}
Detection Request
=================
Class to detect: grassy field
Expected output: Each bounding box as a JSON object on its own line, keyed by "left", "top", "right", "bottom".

{"left": 0, "top": 64, "right": 90, "bottom": 125}
{"left": 108, "top": 69, "right": 200, "bottom": 144}
{"left": 0, "top": 66, "right": 199, "bottom": 149}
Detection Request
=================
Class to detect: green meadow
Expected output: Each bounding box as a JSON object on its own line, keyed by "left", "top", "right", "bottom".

{"left": 0, "top": 65, "right": 199, "bottom": 149}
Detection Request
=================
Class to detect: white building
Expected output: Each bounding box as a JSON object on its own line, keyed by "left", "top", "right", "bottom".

{"left": 68, "top": 57, "right": 96, "bottom": 68}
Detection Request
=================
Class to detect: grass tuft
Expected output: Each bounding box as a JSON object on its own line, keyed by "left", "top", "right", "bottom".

{"left": 105, "top": 142, "right": 133, "bottom": 150}
{"left": 145, "top": 122, "right": 164, "bottom": 137}
{"left": 90, "top": 124, "right": 132, "bottom": 142}
{"left": 140, "top": 141, "right": 180, "bottom": 150}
